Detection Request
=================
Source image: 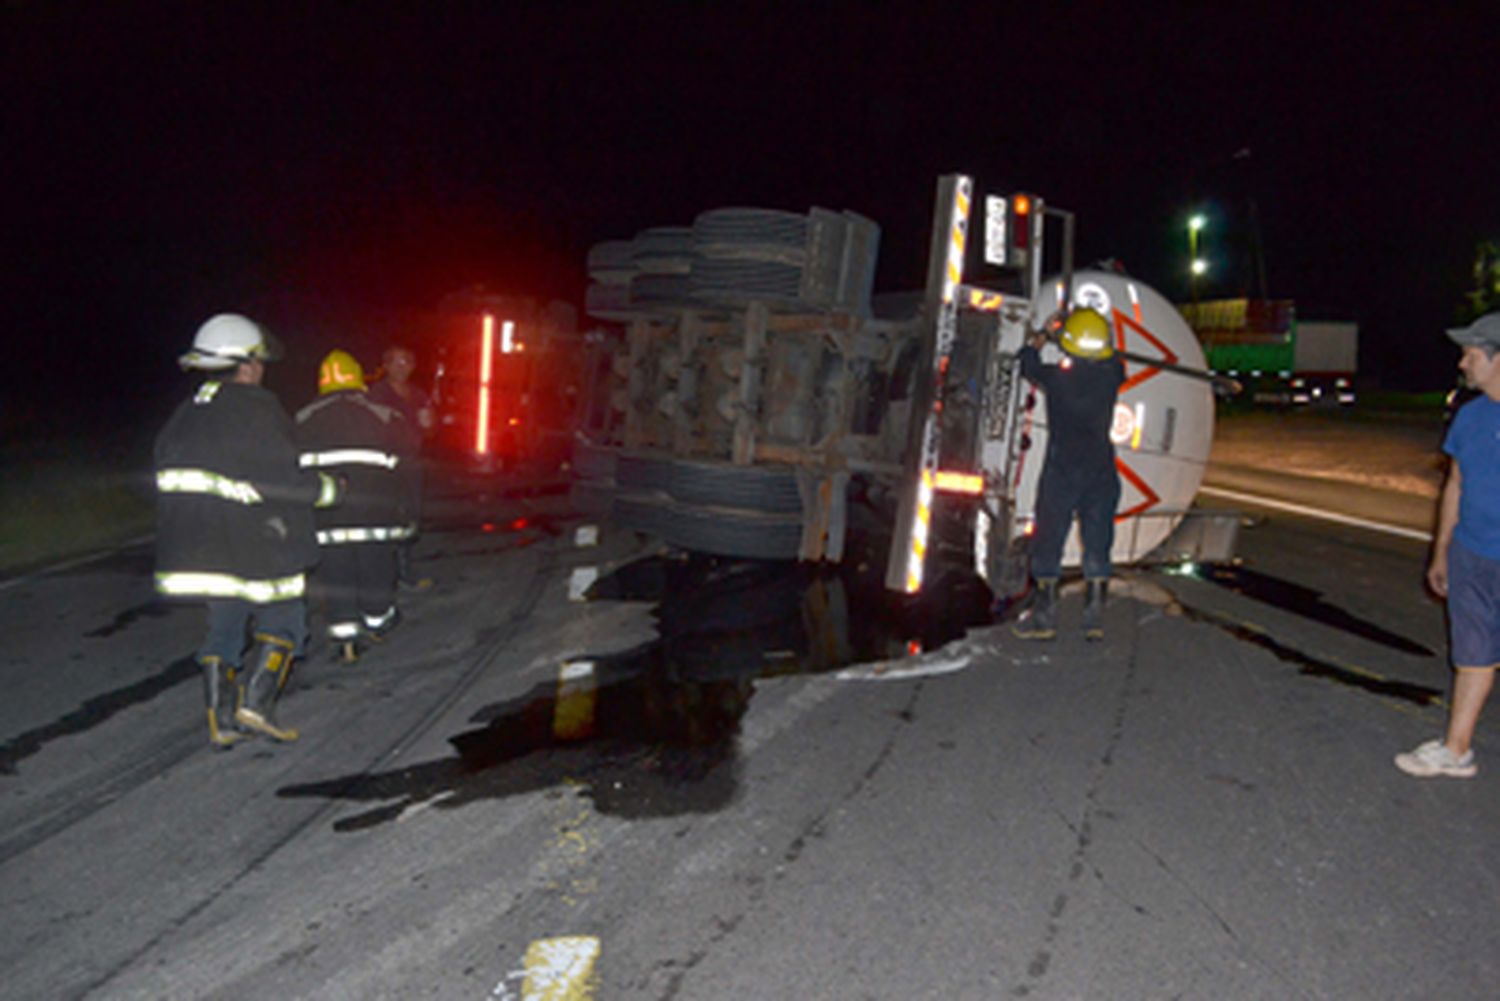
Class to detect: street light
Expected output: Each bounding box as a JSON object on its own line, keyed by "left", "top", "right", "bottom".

{"left": 1188, "top": 213, "right": 1208, "bottom": 309}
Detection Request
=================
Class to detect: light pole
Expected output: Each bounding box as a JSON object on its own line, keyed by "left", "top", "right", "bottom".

{"left": 1188, "top": 213, "right": 1207, "bottom": 311}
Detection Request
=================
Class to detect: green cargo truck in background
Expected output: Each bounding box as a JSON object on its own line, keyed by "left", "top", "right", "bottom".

{"left": 1180, "top": 298, "right": 1357, "bottom": 407}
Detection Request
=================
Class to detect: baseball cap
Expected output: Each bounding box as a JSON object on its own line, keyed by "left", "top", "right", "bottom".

{"left": 1446, "top": 311, "right": 1500, "bottom": 350}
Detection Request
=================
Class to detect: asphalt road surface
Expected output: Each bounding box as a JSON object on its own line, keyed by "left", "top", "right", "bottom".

{"left": 2, "top": 431, "right": 1495, "bottom": 1000}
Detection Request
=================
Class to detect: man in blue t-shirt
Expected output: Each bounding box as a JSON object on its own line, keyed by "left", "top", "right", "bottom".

{"left": 1397, "top": 311, "right": 1500, "bottom": 778}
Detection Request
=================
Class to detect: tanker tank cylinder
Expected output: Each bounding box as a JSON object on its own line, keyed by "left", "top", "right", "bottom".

{"left": 1014, "top": 268, "right": 1217, "bottom": 569}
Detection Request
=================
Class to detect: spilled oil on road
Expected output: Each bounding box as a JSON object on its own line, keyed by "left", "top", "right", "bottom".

{"left": 83, "top": 601, "right": 173, "bottom": 638}
{"left": 1183, "top": 564, "right": 1434, "bottom": 657}
{"left": 1172, "top": 601, "right": 1443, "bottom": 706}
{"left": 1148, "top": 565, "right": 1444, "bottom": 707}
{"left": 279, "top": 544, "right": 995, "bottom": 829}
{"left": 0, "top": 655, "right": 201, "bottom": 774}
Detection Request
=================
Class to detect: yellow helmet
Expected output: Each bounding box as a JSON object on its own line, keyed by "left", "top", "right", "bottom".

{"left": 1059, "top": 308, "right": 1113, "bottom": 359}
{"left": 318, "top": 349, "right": 366, "bottom": 394}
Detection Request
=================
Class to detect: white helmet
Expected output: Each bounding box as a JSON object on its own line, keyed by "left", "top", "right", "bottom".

{"left": 179, "top": 314, "right": 272, "bottom": 370}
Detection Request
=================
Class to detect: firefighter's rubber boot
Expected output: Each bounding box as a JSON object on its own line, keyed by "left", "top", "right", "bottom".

{"left": 364, "top": 606, "right": 401, "bottom": 643}
{"left": 1012, "top": 578, "right": 1058, "bottom": 641}
{"left": 1082, "top": 578, "right": 1108, "bottom": 642}
{"left": 201, "top": 656, "right": 244, "bottom": 749}
{"left": 235, "top": 635, "right": 300, "bottom": 742}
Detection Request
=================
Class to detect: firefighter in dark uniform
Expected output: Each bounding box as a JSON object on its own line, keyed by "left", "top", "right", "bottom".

{"left": 367, "top": 344, "right": 434, "bottom": 590}
{"left": 1012, "top": 307, "right": 1126, "bottom": 641}
{"left": 155, "top": 314, "right": 337, "bottom": 746}
{"left": 296, "top": 350, "right": 420, "bottom": 663}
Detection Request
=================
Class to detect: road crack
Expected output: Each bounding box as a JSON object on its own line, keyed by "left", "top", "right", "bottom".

{"left": 651, "top": 682, "right": 924, "bottom": 999}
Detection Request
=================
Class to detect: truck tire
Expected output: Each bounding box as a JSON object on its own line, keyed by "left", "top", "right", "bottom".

{"left": 616, "top": 453, "right": 674, "bottom": 491}
{"left": 613, "top": 494, "right": 675, "bottom": 538}
{"left": 667, "top": 460, "right": 802, "bottom": 514}
{"left": 656, "top": 505, "right": 803, "bottom": 560}
{"left": 572, "top": 441, "right": 618, "bottom": 481}
{"left": 612, "top": 493, "right": 803, "bottom": 560}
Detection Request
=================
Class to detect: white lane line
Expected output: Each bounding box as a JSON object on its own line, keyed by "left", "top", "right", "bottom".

{"left": 1199, "top": 485, "right": 1433, "bottom": 542}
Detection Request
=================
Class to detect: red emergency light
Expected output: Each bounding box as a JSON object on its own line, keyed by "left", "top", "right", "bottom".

{"left": 1011, "top": 193, "right": 1032, "bottom": 250}
{"left": 476, "top": 314, "right": 495, "bottom": 455}
{"left": 933, "top": 470, "right": 984, "bottom": 495}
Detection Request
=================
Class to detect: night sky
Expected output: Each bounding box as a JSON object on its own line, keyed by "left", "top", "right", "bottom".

{"left": 7, "top": 2, "right": 1499, "bottom": 436}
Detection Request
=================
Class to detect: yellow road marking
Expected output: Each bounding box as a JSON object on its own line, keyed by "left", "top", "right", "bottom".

{"left": 522, "top": 936, "right": 599, "bottom": 1000}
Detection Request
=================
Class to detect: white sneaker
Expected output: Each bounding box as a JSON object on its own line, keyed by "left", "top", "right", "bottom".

{"left": 1395, "top": 739, "right": 1477, "bottom": 778}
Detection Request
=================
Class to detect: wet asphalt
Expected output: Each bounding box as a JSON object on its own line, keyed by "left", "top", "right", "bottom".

{"left": 1, "top": 451, "right": 1496, "bottom": 998}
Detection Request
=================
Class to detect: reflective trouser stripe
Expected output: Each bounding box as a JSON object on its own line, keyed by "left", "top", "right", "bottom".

{"left": 299, "top": 449, "right": 399, "bottom": 470}
{"left": 328, "top": 621, "right": 360, "bottom": 639}
{"left": 316, "top": 524, "right": 417, "bottom": 545}
{"left": 157, "top": 468, "right": 264, "bottom": 505}
{"left": 156, "top": 571, "right": 306, "bottom": 603}
{"left": 363, "top": 606, "right": 397, "bottom": 631}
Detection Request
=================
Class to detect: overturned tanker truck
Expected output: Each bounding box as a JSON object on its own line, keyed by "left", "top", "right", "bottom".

{"left": 572, "top": 174, "right": 1237, "bottom": 600}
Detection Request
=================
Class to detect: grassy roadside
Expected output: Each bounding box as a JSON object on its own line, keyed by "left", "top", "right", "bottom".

{"left": 1, "top": 428, "right": 157, "bottom": 578}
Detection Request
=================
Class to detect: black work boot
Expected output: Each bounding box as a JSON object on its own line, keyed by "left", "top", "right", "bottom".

{"left": 1082, "top": 578, "right": 1109, "bottom": 642}
{"left": 201, "top": 656, "right": 245, "bottom": 749}
{"left": 235, "top": 636, "right": 300, "bottom": 742}
{"left": 1012, "top": 578, "right": 1058, "bottom": 641}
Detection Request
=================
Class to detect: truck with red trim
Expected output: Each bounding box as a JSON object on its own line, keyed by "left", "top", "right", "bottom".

{"left": 571, "top": 176, "right": 1236, "bottom": 600}
{"left": 424, "top": 287, "right": 587, "bottom": 471}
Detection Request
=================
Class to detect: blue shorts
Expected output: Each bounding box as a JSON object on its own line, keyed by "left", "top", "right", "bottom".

{"left": 1449, "top": 540, "right": 1500, "bottom": 669}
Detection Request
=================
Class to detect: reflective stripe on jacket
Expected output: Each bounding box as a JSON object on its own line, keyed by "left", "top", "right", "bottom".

{"left": 155, "top": 570, "right": 306, "bottom": 603}
{"left": 316, "top": 524, "right": 418, "bottom": 545}
{"left": 156, "top": 468, "right": 264, "bottom": 505}
{"left": 154, "top": 380, "right": 322, "bottom": 598}
{"left": 299, "top": 448, "right": 400, "bottom": 470}
{"left": 295, "top": 390, "right": 419, "bottom": 544}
